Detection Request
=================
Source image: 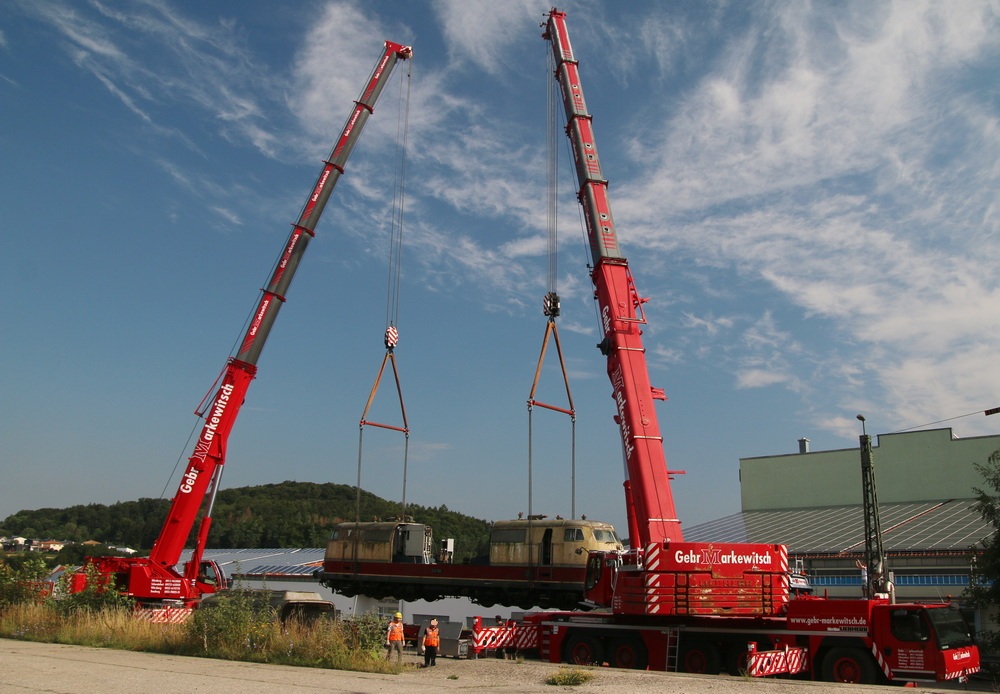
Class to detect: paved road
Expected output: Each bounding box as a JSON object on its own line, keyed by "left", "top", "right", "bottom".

{"left": 1, "top": 638, "right": 990, "bottom": 693}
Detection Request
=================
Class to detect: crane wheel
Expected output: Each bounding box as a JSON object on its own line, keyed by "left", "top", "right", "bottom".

{"left": 678, "top": 640, "right": 722, "bottom": 675}
{"left": 564, "top": 633, "right": 605, "bottom": 666}
{"left": 608, "top": 636, "right": 647, "bottom": 669}
{"left": 821, "top": 647, "right": 877, "bottom": 684}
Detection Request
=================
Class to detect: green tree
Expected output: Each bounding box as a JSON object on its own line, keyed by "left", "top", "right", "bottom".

{"left": 1, "top": 481, "right": 492, "bottom": 557}
{"left": 966, "top": 448, "right": 1000, "bottom": 653}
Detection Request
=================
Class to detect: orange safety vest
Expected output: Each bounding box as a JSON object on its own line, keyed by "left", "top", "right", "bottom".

{"left": 424, "top": 626, "right": 440, "bottom": 647}
{"left": 388, "top": 621, "right": 404, "bottom": 641}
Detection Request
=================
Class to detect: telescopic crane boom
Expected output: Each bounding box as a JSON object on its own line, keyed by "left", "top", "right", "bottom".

{"left": 543, "top": 10, "right": 680, "bottom": 550}
{"left": 75, "top": 40, "right": 412, "bottom": 609}
{"left": 544, "top": 8, "right": 787, "bottom": 617}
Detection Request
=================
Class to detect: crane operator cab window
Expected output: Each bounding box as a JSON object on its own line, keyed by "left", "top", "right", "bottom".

{"left": 891, "top": 608, "right": 929, "bottom": 642}
{"left": 197, "top": 561, "right": 224, "bottom": 588}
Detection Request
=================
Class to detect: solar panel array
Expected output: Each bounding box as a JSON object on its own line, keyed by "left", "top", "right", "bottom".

{"left": 684, "top": 499, "right": 992, "bottom": 555}
{"left": 179, "top": 547, "right": 325, "bottom": 578}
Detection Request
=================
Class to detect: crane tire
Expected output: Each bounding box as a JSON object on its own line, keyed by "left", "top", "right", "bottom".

{"left": 822, "top": 647, "right": 877, "bottom": 684}
{"left": 678, "top": 640, "right": 722, "bottom": 675}
{"left": 608, "top": 636, "right": 648, "bottom": 669}
{"left": 564, "top": 633, "right": 605, "bottom": 666}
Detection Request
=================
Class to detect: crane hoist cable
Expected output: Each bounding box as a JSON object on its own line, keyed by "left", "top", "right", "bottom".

{"left": 526, "top": 42, "right": 577, "bottom": 528}
{"left": 355, "top": 58, "right": 413, "bottom": 524}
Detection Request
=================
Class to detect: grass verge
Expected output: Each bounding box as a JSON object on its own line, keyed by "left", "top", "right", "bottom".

{"left": 0, "top": 598, "right": 400, "bottom": 674}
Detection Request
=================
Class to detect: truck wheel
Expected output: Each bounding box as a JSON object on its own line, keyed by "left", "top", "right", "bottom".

{"left": 821, "top": 647, "right": 877, "bottom": 684}
{"left": 678, "top": 641, "right": 721, "bottom": 675}
{"left": 726, "top": 638, "right": 769, "bottom": 676}
{"left": 608, "top": 636, "right": 648, "bottom": 669}
{"left": 565, "top": 633, "right": 605, "bottom": 666}
{"left": 724, "top": 644, "right": 748, "bottom": 676}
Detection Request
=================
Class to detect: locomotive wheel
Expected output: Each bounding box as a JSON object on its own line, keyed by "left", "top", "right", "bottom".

{"left": 678, "top": 640, "right": 721, "bottom": 675}
{"left": 821, "top": 647, "right": 877, "bottom": 684}
{"left": 608, "top": 636, "right": 648, "bottom": 670}
{"left": 565, "top": 633, "right": 605, "bottom": 666}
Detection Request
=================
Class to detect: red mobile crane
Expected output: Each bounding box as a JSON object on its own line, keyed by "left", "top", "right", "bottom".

{"left": 470, "top": 9, "right": 979, "bottom": 684}
{"left": 71, "top": 40, "right": 413, "bottom": 611}
{"left": 543, "top": 7, "right": 786, "bottom": 616}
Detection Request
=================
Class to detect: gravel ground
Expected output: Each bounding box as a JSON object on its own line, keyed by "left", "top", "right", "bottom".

{"left": 2, "top": 638, "right": 992, "bottom": 694}
{"left": 400, "top": 651, "right": 988, "bottom": 693}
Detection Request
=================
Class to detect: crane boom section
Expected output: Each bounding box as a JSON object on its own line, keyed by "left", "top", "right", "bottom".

{"left": 147, "top": 40, "right": 412, "bottom": 571}
{"left": 544, "top": 10, "right": 682, "bottom": 547}
{"left": 238, "top": 40, "right": 412, "bottom": 367}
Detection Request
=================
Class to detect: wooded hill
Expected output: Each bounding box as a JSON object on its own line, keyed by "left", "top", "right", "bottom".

{"left": 0, "top": 481, "right": 492, "bottom": 563}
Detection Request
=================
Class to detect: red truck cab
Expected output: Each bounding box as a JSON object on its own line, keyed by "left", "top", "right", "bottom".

{"left": 783, "top": 597, "right": 979, "bottom": 683}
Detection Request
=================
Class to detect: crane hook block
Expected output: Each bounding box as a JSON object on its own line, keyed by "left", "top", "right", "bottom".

{"left": 384, "top": 325, "right": 399, "bottom": 350}
{"left": 544, "top": 292, "right": 561, "bottom": 317}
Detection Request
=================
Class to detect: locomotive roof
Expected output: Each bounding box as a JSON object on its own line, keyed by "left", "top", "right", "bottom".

{"left": 491, "top": 518, "right": 617, "bottom": 529}
{"left": 330, "top": 520, "right": 426, "bottom": 531}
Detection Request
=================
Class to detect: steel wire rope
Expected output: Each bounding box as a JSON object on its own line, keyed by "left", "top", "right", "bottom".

{"left": 550, "top": 42, "right": 579, "bottom": 520}
{"left": 356, "top": 58, "right": 413, "bottom": 524}
{"left": 385, "top": 57, "right": 411, "bottom": 332}
{"left": 890, "top": 407, "right": 1000, "bottom": 433}
{"left": 527, "top": 42, "right": 580, "bottom": 579}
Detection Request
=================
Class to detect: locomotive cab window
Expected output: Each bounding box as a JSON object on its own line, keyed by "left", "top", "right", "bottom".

{"left": 491, "top": 528, "right": 527, "bottom": 544}
{"left": 563, "top": 528, "right": 584, "bottom": 542}
{"left": 592, "top": 529, "right": 620, "bottom": 544}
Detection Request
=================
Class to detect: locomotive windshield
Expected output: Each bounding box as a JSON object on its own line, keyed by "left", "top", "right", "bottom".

{"left": 592, "top": 529, "right": 621, "bottom": 544}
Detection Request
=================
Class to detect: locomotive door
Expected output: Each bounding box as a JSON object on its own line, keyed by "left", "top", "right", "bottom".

{"left": 542, "top": 528, "right": 553, "bottom": 565}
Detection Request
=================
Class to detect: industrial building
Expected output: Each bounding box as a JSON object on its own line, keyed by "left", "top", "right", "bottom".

{"left": 685, "top": 427, "right": 999, "bottom": 632}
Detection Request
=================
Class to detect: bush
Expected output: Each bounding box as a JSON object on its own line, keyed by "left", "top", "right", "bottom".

{"left": 189, "top": 588, "right": 277, "bottom": 660}
{"left": 53, "top": 563, "right": 135, "bottom": 615}
{"left": 0, "top": 555, "right": 51, "bottom": 607}
{"left": 267, "top": 612, "right": 396, "bottom": 672}
{"left": 545, "top": 668, "right": 595, "bottom": 686}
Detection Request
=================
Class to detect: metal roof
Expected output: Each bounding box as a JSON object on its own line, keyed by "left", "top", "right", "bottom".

{"left": 683, "top": 499, "right": 993, "bottom": 555}
{"left": 179, "top": 547, "right": 324, "bottom": 579}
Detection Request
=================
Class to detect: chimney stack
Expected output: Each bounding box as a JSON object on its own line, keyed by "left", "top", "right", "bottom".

{"left": 798, "top": 438, "right": 810, "bottom": 454}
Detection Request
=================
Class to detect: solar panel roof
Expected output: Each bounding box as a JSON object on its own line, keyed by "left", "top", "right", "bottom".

{"left": 683, "top": 499, "right": 993, "bottom": 555}
{"left": 179, "top": 547, "right": 324, "bottom": 578}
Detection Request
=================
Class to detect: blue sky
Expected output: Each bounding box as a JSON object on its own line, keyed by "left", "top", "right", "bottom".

{"left": 2, "top": 1, "right": 999, "bottom": 540}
